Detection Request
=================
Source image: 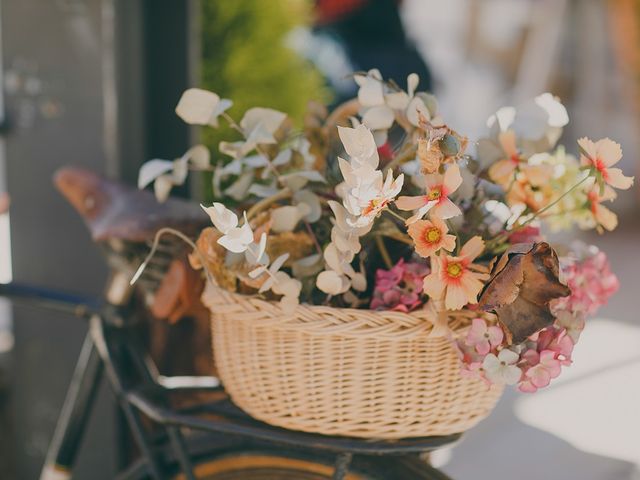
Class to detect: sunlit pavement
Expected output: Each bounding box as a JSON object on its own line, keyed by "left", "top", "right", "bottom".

{"left": 439, "top": 221, "right": 640, "bottom": 480}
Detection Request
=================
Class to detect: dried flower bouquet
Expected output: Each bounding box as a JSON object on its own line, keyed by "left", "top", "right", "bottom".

{"left": 138, "top": 69, "right": 630, "bottom": 394}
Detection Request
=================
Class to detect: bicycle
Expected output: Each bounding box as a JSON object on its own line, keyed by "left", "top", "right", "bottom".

{"left": 1, "top": 167, "right": 459, "bottom": 479}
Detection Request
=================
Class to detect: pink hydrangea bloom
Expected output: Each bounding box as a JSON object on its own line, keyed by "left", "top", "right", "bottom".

{"left": 465, "top": 318, "right": 504, "bottom": 355}
{"left": 454, "top": 244, "right": 617, "bottom": 394}
{"left": 370, "top": 259, "right": 429, "bottom": 312}
{"left": 559, "top": 247, "right": 618, "bottom": 315}
{"left": 522, "top": 350, "right": 561, "bottom": 390}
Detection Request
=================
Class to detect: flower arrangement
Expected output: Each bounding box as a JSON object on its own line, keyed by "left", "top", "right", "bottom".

{"left": 138, "top": 69, "right": 630, "bottom": 394}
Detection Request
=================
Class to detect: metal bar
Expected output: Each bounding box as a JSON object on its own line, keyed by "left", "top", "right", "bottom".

{"left": 125, "top": 390, "right": 462, "bottom": 456}
{"left": 39, "top": 331, "right": 103, "bottom": 479}
{"left": 167, "top": 427, "right": 196, "bottom": 480}
{"left": 332, "top": 452, "right": 353, "bottom": 480}
{"left": 0, "top": 282, "right": 101, "bottom": 318}
{"left": 89, "top": 315, "right": 167, "bottom": 480}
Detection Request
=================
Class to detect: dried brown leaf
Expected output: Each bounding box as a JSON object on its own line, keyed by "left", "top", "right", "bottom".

{"left": 478, "top": 242, "right": 570, "bottom": 344}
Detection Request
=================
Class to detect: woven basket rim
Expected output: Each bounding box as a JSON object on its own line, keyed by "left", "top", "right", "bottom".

{"left": 202, "top": 282, "right": 493, "bottom": 338}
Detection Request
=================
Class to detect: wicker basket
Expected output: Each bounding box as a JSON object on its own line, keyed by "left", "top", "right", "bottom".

{"left": 202, "top": 283, "right": 503, "bottom": 439}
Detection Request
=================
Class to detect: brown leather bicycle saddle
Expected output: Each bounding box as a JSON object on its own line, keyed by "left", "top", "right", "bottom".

{"left": 54, "top": 166, "right": 208, "bottom": 243}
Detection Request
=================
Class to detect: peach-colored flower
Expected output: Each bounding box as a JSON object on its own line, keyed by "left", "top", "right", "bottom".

{"left": 407, "top": 216, "right": 456, "bottom": 258}
{"left": 578, "top": 137, "right": 634, "bottom": 190}
{"left": 488, "top": 130, "right": 520, "bottom": 186}
{"left": 422, "top": 236, "right": 489, "bottom": 310}
{"left": 396, "top": 163, "right": 462, "bottom": 223}
{"left": 586, "top": 184, "right": 618, "bottom": 232}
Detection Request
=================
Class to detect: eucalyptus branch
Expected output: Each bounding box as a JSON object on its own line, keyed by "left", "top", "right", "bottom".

{"left": 245, "top": 188, "right": 293, "bottom": 220}
{"left": 222, "top": 111, "right": 284, "bottom": 183}
{"left": 131, "top": 227, "right": 216, "bottom": 287}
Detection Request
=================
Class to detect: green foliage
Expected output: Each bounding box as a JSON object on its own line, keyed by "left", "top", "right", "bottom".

{"left": 200, "top": 0, "right": 330, "bottom": 176}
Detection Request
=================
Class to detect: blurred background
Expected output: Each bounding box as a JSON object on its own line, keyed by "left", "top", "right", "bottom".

{"left": 0, "top": 0, "right": 638, "bottom": 478}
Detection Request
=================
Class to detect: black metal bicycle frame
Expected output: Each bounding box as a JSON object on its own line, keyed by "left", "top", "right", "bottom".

{"left": 2, "top": 282, "right": 459, "bottom": 480}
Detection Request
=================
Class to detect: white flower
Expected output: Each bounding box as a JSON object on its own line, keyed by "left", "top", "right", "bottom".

{"left": 392, "top": 73, "right": 432, "bottom": 127}
{"left": 337, "top": 124, "right": 379, "bottom": 168}
{"left": 175, "top": 88, "right": 232, "bottom": 127}
{"left": 201, "top": 202, "right": 238, "bottom": 233}
{"left": 354, "top": 69, "right": 385, "bottom": 107}
{"left": 201, "top": 204, "right": 254, "bottom": 254}
{"left": 482, "top": 349, "right": 522, "bottom": 385}
{"left": 486, "top": 93, "right": 569, "bottom": 154}
{"left": 327, "top": 201, "right": 370, "bottom": 255}
{"left": 343, "top": 170, "right": 404, "bottom": 227}
{"left": 138, "top": 145, "right": 210, "bottom": 202}
{"left": 219, "top": 107, "right": 287, "bottom": 159}
{"left": 336, "top": 124, "right": 403, "bottom": 227}
{"left": 354, "top": 69, "right": 394, "bottom": 145}
{"left": 217, "top": 222, "right": 253, "bottom": 254}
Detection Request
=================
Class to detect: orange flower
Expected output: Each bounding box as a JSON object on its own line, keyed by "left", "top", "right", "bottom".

{"left": 578, "top": 137, "right": 634, "bottom": 190}
{"left": 586, "top": 185, "right": 618, "bottom": 232}
{"left": 488, "top": 130, "right": 520, "bottom": 186}
{"left": 423, "top": 236, "right": 489, "bottom": 310}
{"left": 408, "top": 216, "right": 456, "bottom": 258}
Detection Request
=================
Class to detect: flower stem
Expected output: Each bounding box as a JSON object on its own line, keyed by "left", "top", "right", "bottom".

{"left": 375, "top": 235, "right": 393, "bottom": 269}
{"left": 222, "top": 111, "right": 284, "bottom": 183}
{"left": 487, "top": 172, "right": 591, "bottom": 250}
{"left": 383, "top": 208, "right": 408, "bottom": 224}
{"left": 381, "top": 230, "right": 414, "bottom": 246}
{"left": 304, "top": 220, "right": 323, "bottom": 256}
{"left": 246, "top": 188, "right": 292, "bottom": 220}
{"left": 131, "top": 227, "right": 216, "bottom": 287}
{"left": 383, "top": 143, "right": 417, "bottom": 174}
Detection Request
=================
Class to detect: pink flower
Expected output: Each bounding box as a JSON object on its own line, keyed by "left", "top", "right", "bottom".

{"left": 465, "top": 318, "right": 504, "bottom": 355}
{"left": 407, "top": 216, "right": 456, "bottom": 258}
{"left": 423, "top": 236, "right": 489, "bottom": 310}
{"left": 518, "top": 380, "right": 539, "bottom": 393}
{"left": 370, "top": 259, "right": 429, "bottom": 312}
{"left": 559, "top": 248, "right": 619, "bottom": 315}
{"left": 537, "top": 327, "right": 574, "bottom": 359}
{"left": 586, "top": 185, "right": 618, "bottom": 232}
{"left": 487, "top": 130, "right": 520, "bottom": 186}
{"left": 507, "top": 225, "right": 542, "bottom": 245}
{"left": 396, "top": 163, "right": 463, "bottom": 223}
{"left": 460, "top": 361, "right": 490, "bottom": 386}
{"left": 524, "top": 350, "right": 561, "bottom": 388}
{"left": 578, "top": 137, "right": 634, "bottom": 190}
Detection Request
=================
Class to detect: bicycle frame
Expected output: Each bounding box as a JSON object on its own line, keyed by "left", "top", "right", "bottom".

{"left": 1, "top": 281, "right": 459, "bottom": 480}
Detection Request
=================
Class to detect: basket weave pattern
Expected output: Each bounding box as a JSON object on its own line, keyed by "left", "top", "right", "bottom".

{"left": 203, "top": 285, "right": 503, "bottom": 439}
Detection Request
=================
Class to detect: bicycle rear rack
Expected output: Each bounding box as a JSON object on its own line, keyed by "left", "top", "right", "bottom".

{"left": 2, "top": 282, "right": 460, "bottom": 480}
